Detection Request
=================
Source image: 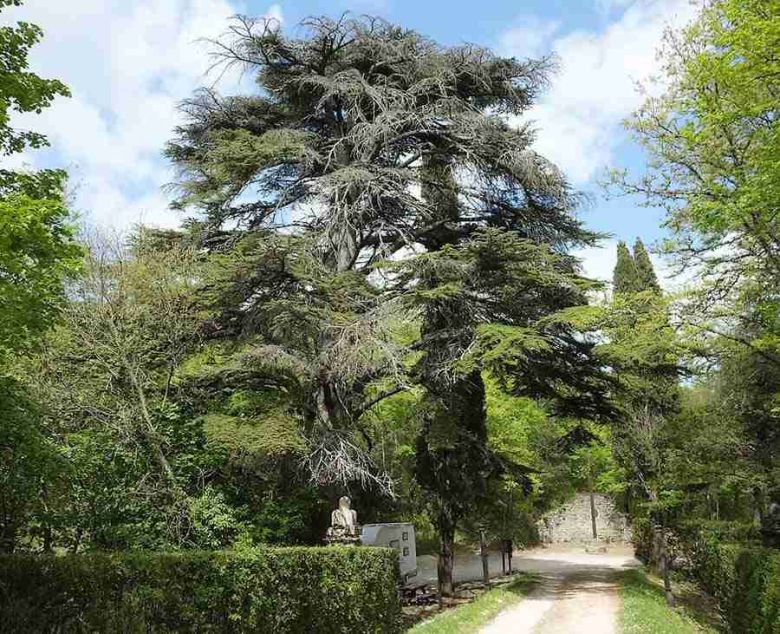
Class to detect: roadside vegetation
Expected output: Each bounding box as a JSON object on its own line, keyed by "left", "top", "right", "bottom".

{"left": 619, "top": 570, "right": 717, "bottom": 634}
{"left": 408, "top": 574, "right": 538, "bottom": 634}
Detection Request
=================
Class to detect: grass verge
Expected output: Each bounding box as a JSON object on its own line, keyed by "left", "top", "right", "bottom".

{"left": 407, "top": 573, "right": 537, "bottom": 634}
{"left": 619, "top": 569, "right": 718, "bottom": 633}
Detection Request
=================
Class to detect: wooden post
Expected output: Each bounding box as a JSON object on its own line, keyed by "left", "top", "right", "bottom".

{"left": 480, "top": 530, "right": 489, "bottom": 584}
{"left": 656, "top": 522, "right": 676, "bottom": 607}
{"left": 589, "top": 486, "right": 598, "bottom": 539}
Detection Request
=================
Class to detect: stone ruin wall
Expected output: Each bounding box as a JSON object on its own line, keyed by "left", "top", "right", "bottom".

{"left": 537, "top": 492, "right": 631, "bottom": 543}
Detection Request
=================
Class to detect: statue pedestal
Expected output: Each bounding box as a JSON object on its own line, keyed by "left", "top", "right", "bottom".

{"left": 324, "top": 533, "right": 361, "bottom": 547}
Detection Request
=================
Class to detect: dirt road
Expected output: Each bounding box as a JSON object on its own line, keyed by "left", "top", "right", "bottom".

{"left": 480, "top": 545, "right": 639, "bottom": 633}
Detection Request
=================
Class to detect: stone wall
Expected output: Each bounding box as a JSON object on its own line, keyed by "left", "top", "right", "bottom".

{"left": 537, "top": 493, "right": 631, "bottom": 543}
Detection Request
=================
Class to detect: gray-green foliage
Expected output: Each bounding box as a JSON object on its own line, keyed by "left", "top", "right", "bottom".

{"left": 192, "top": 230, "right": 403, "bottom": 494}
{"left": 167, "top": 14, "right": 612, "bottom": 594}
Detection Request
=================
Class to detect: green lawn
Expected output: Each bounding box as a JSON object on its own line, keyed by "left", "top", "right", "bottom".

{"left": 408, "top": 573, "right": 538, "bottom": 634}
{"left": 619, "top": 569, "right": 718, "bottom": 634}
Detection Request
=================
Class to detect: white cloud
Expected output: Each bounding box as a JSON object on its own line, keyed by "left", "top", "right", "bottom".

{"left": 498, "top": 17, "right": 560, "bottom": 59}
{"left": 502, "top": 0, "right": 697, "bottom": 184}
{"left": 574, "top": 241, "right": 620, "bottom": 285}
{"left": 7, "top": 0, "right": 698, "bottom": 233}
{"left": 594, "top": 0, "right": 638, "bottom": 13}
{"left": 5, "top": 0, "right": 282, "bottom": 230}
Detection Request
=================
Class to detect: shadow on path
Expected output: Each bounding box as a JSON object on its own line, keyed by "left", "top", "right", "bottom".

{"left": 478, "top": 546, "right": 640, "bottom": 634}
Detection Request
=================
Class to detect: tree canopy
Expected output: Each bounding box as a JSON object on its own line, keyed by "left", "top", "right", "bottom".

{"left": 166, "top": 14, "right": 610, "bottom": 594}
{"left": 0, "top": 0, "right": 79, "bottom": 354}
{"left": 4, "top": 3, "right": 780, "bottom": 624}
{"left": 612, "top": 238, "right": 659, "bottom": 296}
{"left": 0, "top": 0, "right": 69, "bottom": 158}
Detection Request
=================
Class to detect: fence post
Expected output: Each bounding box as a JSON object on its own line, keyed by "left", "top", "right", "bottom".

{"left": 480, "top": 530, "right": 489, "bottom": 584}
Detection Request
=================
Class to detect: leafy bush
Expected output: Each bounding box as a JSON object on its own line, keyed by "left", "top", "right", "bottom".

{"left": 630, "top": 517, "right": 654, "bottom": 564}
{"left": 679, "top": 527, "right": 780, "bottom": 633}
{"left": 0, "top": 547, "right": 401, "bottom": 633}
{"left": 632, "top": 519, "right": 780, "bottom": 631}
{"left": 677, "top": 519, "right": 759, "bottom": 544}
{"left": 682, "top": 530, "right": 740, "bottom": 610}
{"left": 730, "top": 550, "right": 780, "bottom": 633}
{"left": 189, "top": 486, "right": 249, "bottom": 549}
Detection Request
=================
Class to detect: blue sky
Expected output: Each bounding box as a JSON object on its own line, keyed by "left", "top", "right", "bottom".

{"left": 7, "top": 0, "right": 698, "bottom": 284}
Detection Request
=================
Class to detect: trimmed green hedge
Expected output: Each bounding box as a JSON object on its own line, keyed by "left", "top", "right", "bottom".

{"left": 0, "top": 547, "right": 401, "bottom": 633}
{"left": 732, "top": 549, "right": 780, "bottom": 633}
{"left": 679, "top": 529, "right": 780, "bottom": 633}
{"left": 681, "top": 530, "right": 739, "bottom": 610}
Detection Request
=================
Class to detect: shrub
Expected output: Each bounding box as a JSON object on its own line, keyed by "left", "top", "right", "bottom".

{"left": 730, "top": 549, "right": 780, "bottom": 633}
{"left": 683, "top": 530, "right": 740, "bottom": 609}
{"left": 678, "top": 528, "right": 780, "bottom": 633}
{"left": 0, "top": 546, "right": 401, "bottom": 633}
{"left": 677, "top": 518, "right": 759, "bottom": 544}
{"left": 632, "top": 519, "right": 780, "bottom": 631}
{"left": 630, "top": 517, "right": 653, "bottom": 564}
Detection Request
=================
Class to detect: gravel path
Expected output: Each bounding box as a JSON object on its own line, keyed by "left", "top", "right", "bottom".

{"left": 479, "top": 545, "right": 639, "bottom": 634}
{"left": 415, "top": 552, "right": 513, "bottom": 585}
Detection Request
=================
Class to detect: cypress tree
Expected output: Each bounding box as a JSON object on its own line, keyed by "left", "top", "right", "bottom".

{"left": 613, "top": 241, "right": 638, "bottom": 294}
{"left": 607, "top": 241, "right": 677, "bottom": 605}
{"left": 633, "top": 238, "right": 660, "bottom": 293}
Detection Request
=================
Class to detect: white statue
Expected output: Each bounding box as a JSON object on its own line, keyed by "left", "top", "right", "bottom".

{"left": 325, "top": 496, "right": 360, "bottom": 544}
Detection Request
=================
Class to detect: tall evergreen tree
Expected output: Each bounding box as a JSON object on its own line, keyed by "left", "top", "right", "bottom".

{"left": 605, "top": 239, "right": 681, "bottom": 604}
{"left": 168, "top": 14, "right": 609, "bottom": 593}
{"left": 633, "top": 238, "right": 660, "bottom": 293}
{"left": 613, "top": 241, "right": 638, "bottom": 294}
